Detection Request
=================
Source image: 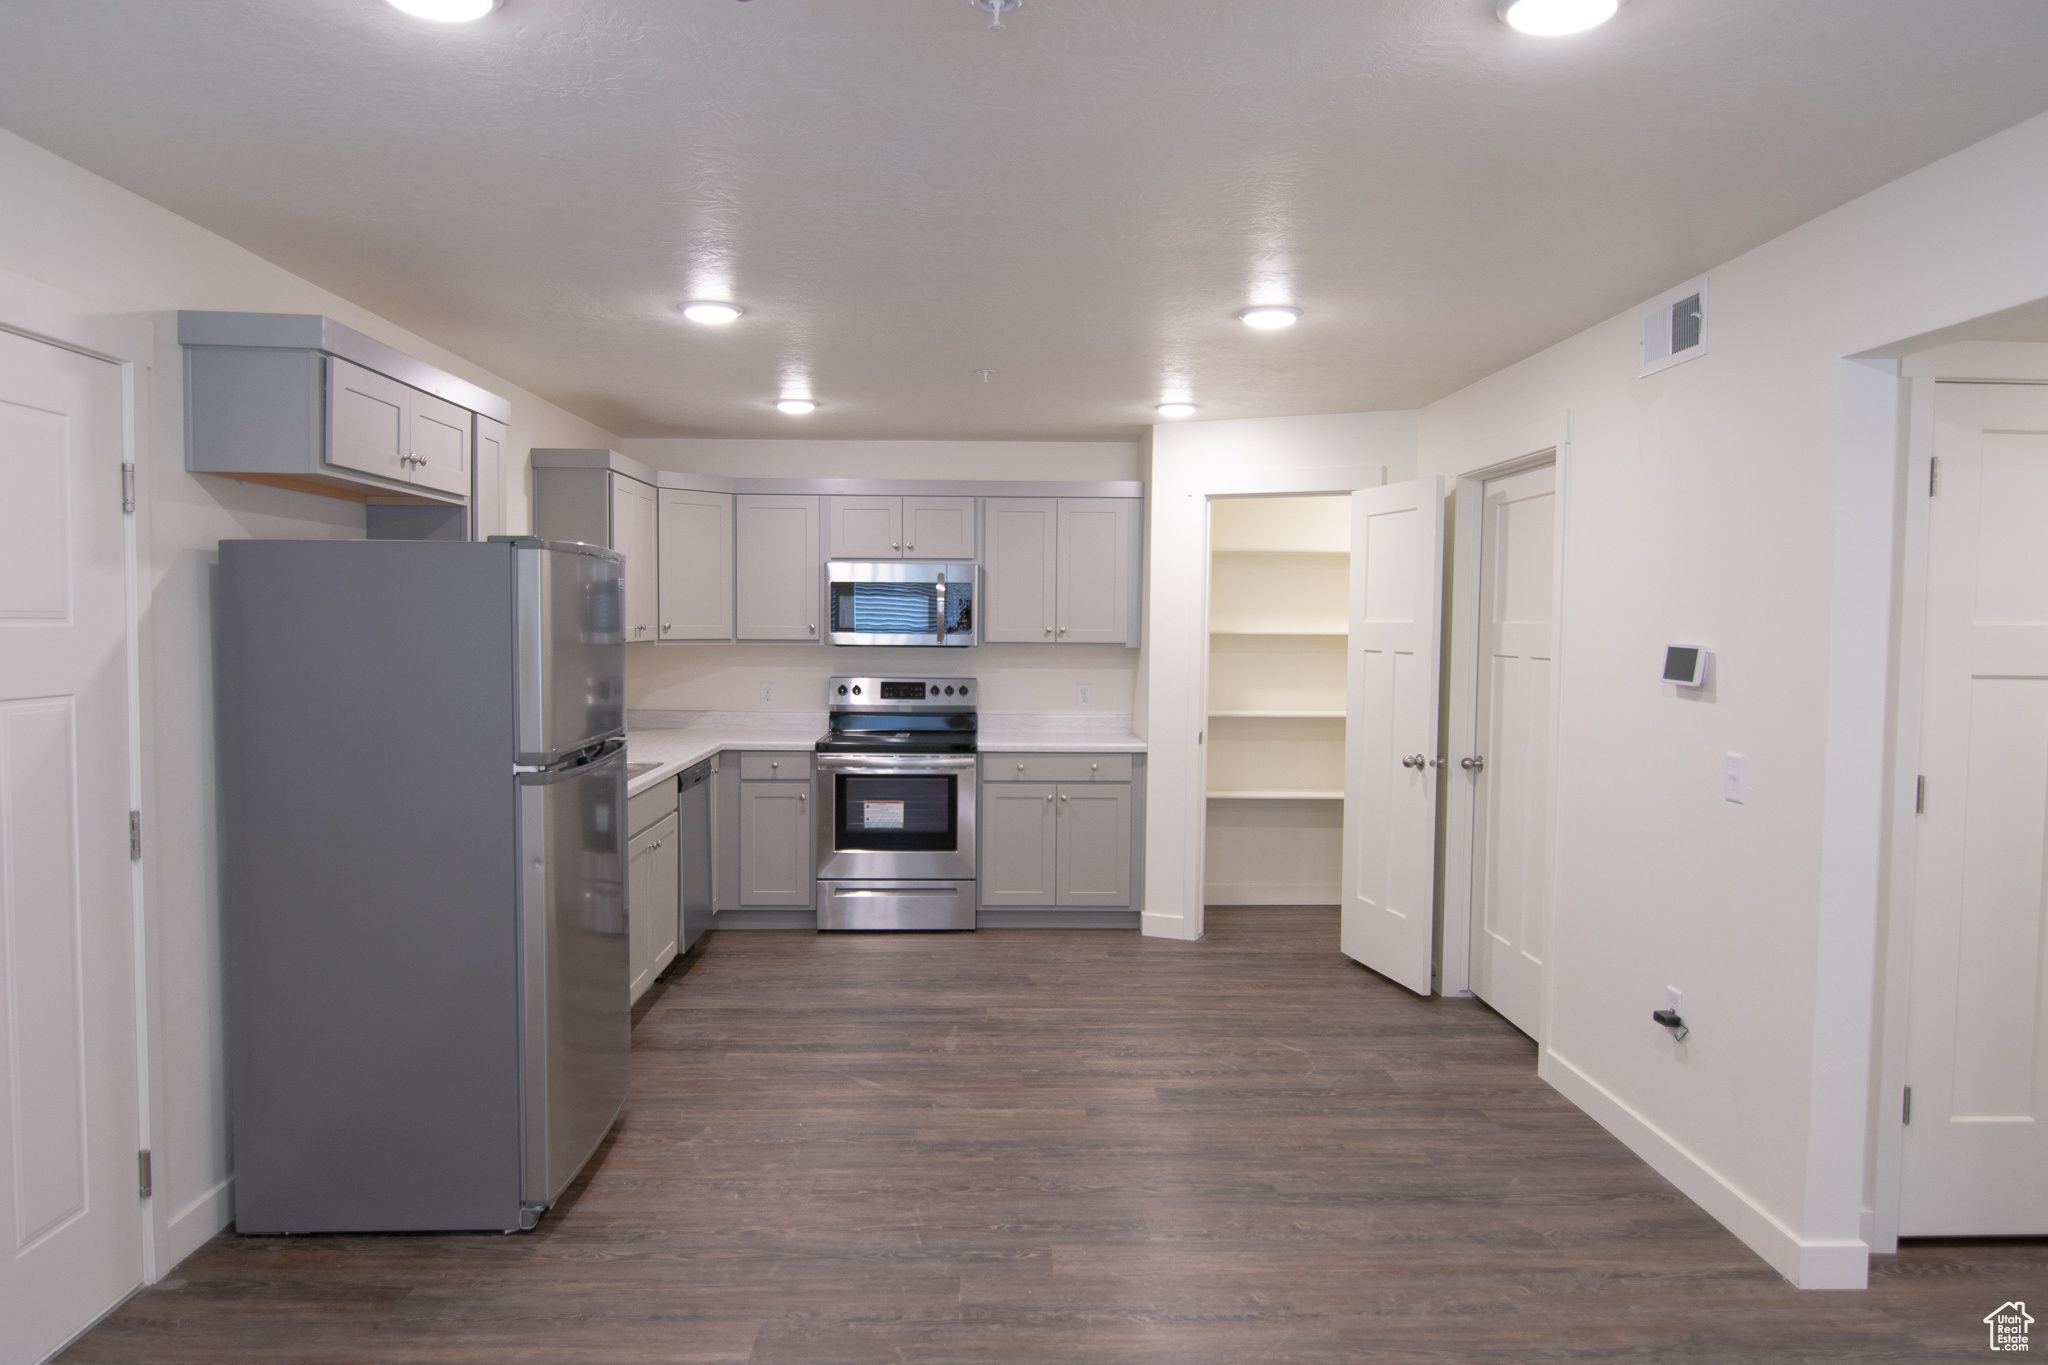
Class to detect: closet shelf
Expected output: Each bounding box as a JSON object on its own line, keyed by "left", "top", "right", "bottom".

{"left": 1210, "top": 547, "right": 1350, "bottom": 557}
{"left": 1209, "top": 710, "right": 1345, "bottom": 720}
{"left": 1206, "top": 789, "right": 1345, "bottom": 802}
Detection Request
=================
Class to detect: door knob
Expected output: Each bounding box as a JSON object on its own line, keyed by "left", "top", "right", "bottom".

{"left": 1461, "top": 755, "right": 1486, "bottom": 772}
{"left": 1401, "top": 754, "right": 1426, "bottom": 770}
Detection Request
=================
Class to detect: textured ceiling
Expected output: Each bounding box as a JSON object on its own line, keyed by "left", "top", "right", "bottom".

{"left": 4, "top": 1, "right": 2048, "bottom": 440}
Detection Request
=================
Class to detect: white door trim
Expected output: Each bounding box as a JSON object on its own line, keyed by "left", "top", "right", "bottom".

{"left": 1438, "top": 414, "right": 1570, "bottom": 1006}
{"left": 0, "top": 268, "right": 160, "bottom": 1288}
{"left": 1870, "top": 342, "right": 2048, "bottom": 1254}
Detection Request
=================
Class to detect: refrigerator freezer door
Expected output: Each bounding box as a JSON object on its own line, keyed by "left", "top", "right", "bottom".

{"left": 518, "top": 746, "right": 630, "bottom": 1208}
{"left": 516, "top": 542, "right": 626, "bottom": 765}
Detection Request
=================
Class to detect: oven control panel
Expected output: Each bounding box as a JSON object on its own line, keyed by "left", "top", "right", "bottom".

{"left": 829, "top": 676, "right": 977, "bottom": 709}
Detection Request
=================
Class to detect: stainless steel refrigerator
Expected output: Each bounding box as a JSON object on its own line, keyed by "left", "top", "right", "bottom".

{"left": 218, "top": 537, "right": 629, "bottom": 1234}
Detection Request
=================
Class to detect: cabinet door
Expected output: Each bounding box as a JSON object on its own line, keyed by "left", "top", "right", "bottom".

{"left": 983, "top": 498, "right": 1057, "bottom": 643}
{"left": 739, "top": 781, "right": 813, "bottom": 905}
{"left": 326, "top": 356, "right": 409, "bottom": 482}
{"left": 471, "top": 415, "right": 507, "bottom": 540}
{"left": 1056, "top": 783, "right": 1131, "bottom": 907}
{"left": 736, "top": 495, "right": 821, "bottom": 641}
{"left": 611, "top": 475, "right": 657, "bottom": 642}
{"left": 980, "top": 782, "right": 1058, "bottom": 906}
{"left": 903, "top": 497, "right": 976, "bottom": 560}
{"left": 405, "top": 389, "right": 472, "bottom": 496}
{"left": 628, "top": 811, "right": 679, "bottom": 1003}
{"left": 1056, "top": 499, "right": 1132, "bottom": 645}
{"left": 825, "top": 496, "right": 902, "bottom": 559}
{"left": 657, "top": 489, "right": 734, "bottom": 640}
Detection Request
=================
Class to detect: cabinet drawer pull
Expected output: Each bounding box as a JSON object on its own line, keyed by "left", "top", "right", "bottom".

{"left": 1060, "top": 794, "right": 1068, "bottom": 802}
{"left": 1045, "top": 794, "right": 1053, "bottom": 802}
{"left": 798, "top": 792, "right": 807, "bottom": 803}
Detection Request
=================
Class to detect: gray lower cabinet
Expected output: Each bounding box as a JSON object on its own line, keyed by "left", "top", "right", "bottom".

{"left": 981, "top": 756, "right": 1136, "bottom": 909}
{"left": 980, "top": 783, "right": 1058, "bottom": 905}
{"left": 739, "top": 775, "right": 813, "bottom": 906}
{"left": 627, "top": 809, "right": 680, "bottom": 1004}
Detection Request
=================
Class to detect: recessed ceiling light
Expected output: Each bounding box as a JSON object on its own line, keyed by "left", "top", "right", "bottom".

{"left": 681, "top": 301, "right": 743, "bottom": 325}
{"left": 1497, "top": 0, "right": 1620, "bottom": 36}
{"left": 775, "top": 399, "right": 818, "bottom": 416}
{"left": 1156, "top": 403, "right": 1198, "bottom": 419}
{"left": 387, "top": 0, "right": 501, "bottom": 21}
{"left": 1238, "top": 306, "right": 1301, "bottom": 331}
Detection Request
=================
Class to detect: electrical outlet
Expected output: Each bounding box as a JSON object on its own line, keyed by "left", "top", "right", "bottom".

{"left": 1667, "top": 987, "right": 1684, "bottom": 1016}
{"left": 760, "top": 682, "right": 775, "bottom": 705}
{"left": 1724, "top": 752, "right": 1745, "bottom": 804}
{"left": 1077, "top": 683, "right": 1092, "bottom": 707}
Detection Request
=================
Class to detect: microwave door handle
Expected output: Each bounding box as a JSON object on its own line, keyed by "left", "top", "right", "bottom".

{"left": 935, "top": 572, "right": 946, "bottom": 644}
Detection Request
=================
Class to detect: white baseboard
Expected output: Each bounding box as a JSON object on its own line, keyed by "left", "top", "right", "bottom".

{"left": 155, "top": 1175, "right": 233, "bottom": 1280}
{"left": 1202, "top": 884, "right": 1339, "bottom": 906}
{"left": 1540, "top": 1050, "right": 1868, "bottom": 1290}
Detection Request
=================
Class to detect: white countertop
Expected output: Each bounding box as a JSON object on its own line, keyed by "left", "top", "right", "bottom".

{"left": 624, "top": 711, "right": 1145, "bottom": 795}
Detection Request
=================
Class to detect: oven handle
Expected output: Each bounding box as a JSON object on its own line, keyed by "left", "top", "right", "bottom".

{"left": 815, "top": 754, "right": 978, "bottom": 775}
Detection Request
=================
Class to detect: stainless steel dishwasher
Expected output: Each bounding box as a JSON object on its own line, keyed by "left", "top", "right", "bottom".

{"left": 677, "top": 758, "right": 714, "bottom": 951}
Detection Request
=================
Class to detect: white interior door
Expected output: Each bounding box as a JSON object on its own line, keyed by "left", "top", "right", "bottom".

{"left": 1340, "top": 478, "right": 1444, "bottom": 995}
{"left": 1465, "top": 463, "right": 1557, "bottom": 1039}
{"left": 0, "top": 329, "right": 143, "bottom": 1363}
{"left": 1901, "top": 381, "right": 2048, "bottom": 1235}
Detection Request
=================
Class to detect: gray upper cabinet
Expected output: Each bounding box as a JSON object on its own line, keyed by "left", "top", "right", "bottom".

{"left": 738, "top": 777, "right": 813, "bottom": 906}
{"left": 612, "top": 475, "right": 658, "bottom": 642}
{"left": 825, "top": 496, "right": 902, "bottom": 558}
{"left": 657, "top": 489, "right": 735, "bottom": 641}
{"left": 736, "top": 495, "right": 821, "bottom": 641}
{"left": 825, "top": 495, "right": 976, "bottom": 560}
{"left": 472, "top": 416, "right": 508, "bottom": 539}
{"left": 1055, "top": 499, "right": 1133, "bottom": 645}
{"left": 904, "top": 497, "right": 977, "bottom": 559}
{"left": 983, "top": 497, "right": 1138, "bottom": 646}
{"left": 179, "top": 312, "right": 507, "bottom": 508}
{"left": 532, "top": 457, "right": 656, "bottom": 641}
{"left": 984, "top": 498, "right": 1058, "bottom": 642}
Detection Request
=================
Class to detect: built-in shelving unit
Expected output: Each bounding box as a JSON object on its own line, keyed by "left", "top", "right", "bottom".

{"left": 1203, "top": 495, "right": 1351, "bottom": 905}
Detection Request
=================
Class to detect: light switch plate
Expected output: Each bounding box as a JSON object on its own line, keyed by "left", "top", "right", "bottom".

{"left": 1725, "top": 753, "right": 1745, "bottom": 803}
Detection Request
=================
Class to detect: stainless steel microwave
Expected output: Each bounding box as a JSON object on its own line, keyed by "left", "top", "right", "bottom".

{"left": 826, "top": 561, "right": 978, "bottom": 647}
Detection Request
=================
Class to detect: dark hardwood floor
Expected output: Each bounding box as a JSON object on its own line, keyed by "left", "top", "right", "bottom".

{"left": 65, "top": 908, "right": 2045, "bottom": 1363}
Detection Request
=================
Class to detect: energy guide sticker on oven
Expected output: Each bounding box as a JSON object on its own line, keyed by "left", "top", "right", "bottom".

{"left": 863, "top": 800, "right": 906, "bottom": 829}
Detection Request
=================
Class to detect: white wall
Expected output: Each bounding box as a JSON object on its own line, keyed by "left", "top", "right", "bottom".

{"left": 1414, "top": 109, "right": 2048, "bottom": 1288}
{"left": 0, "top": 125, "right": 619, "bottom": 1273}
{"left": 619, "top": 437, "right": 1144, "bottom": 719}
{"left": 1141, "top": 411, "right": 1422, "bottom": 939}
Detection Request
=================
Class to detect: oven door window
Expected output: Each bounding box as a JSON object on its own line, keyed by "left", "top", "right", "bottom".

{"left": 834, "top": 773, "right": 958, "bottom": 852}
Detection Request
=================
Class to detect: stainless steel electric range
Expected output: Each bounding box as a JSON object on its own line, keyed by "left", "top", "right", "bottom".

{"left": 814, "top": 676, "right": 978, "bottom": 931}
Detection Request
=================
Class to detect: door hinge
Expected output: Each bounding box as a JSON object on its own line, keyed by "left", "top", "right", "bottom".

{"left": 122, "top": 462, "right": 136, "bottom": 514}
{"left": 129, "top": 810, "right": 142, "bottom": 861}
{"left": 1928, "top": 457, "right": 1939, "bottom": 497}
{"left": 1902, "top": 1086, "right": 1913, "bottom": 1126}
{"left": 137, "top": 1149, "right": 153, "bottom": 1198}
{"left": 1914, "top": 776, "right": 1925, "bottom": 815}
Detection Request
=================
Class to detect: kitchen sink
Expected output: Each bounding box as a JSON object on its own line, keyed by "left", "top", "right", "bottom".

{"left": 625, "top": 761, "right": 662, "bottom": 778}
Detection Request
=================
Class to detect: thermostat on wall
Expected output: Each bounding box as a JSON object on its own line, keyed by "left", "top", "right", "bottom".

{"left": 1662, "top": 646, "right": 1710, "bottom": 688}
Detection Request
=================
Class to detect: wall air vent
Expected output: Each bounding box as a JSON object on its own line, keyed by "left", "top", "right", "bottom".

{"left": 1641, "top": 277, "right": 1707, "bottom": 377}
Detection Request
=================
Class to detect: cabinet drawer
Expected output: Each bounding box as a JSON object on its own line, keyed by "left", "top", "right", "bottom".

{"left": 984, "top": 753, "right": 1131, "bottom": 783}
{"left": 740, "top": 751, "right": 812, "bottom": 781}
{"left": 627, "top": 781, "right": 678, "bottom": 838}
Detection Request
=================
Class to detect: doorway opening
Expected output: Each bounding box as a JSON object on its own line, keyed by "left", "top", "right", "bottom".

{"left": 1201, "top": 494, "right": 1352, "bottom": 925}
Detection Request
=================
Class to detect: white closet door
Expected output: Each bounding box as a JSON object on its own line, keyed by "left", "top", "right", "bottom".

{"left": 1339, "top": 478, "right": 1444, "bottom": 995}
{"left": 1466, "top": 463, "right": 1556, "bottom": 1040}
{"left": 1901, "top": 381, "right": 2048, "bottom": 1235}
{"left": 0, "top": 330, "right": 143, "bottom": 1364}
